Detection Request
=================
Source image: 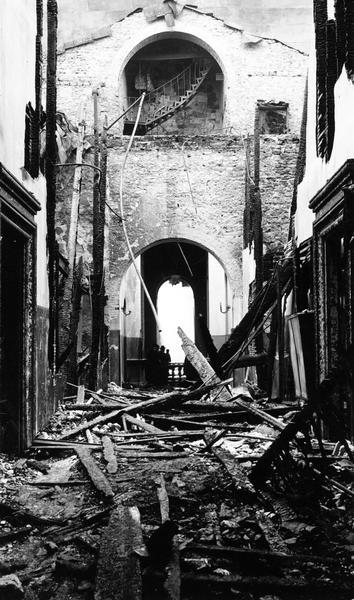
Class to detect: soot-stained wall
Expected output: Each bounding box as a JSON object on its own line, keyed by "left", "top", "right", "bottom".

{"left": 56, "top": 9, "right": 307, "bottom": 135}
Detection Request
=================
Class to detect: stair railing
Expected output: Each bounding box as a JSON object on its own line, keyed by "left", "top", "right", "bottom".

{"left": 124, "top": 58, "right": 210, "bottom": 124}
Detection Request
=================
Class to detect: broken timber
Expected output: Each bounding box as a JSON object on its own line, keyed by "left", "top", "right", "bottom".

{"left": 178, "top": 327, "right": 231, "bottom": 401}
{"left": 123, "top": 413, "right": 164, "bottom": 434}
{"left": 58, "top": 378, "right": 232, "bottom": 440}
{"left": 250, "top": 406, "right": 312, "bottom": 486}
{"left": 75, "top": 447, "right": 114, "bottom": 498}
{"left": 231, "top": 396, "right": 286, "bottom": 431}
{"left": 94, "top": 506, "right": 143, "bottom": 600}
{"left": 102, "top": 435, "right": 118, "bottom": 474}
{"left": 204, "top": 431, "right": 255, "bottom": 498}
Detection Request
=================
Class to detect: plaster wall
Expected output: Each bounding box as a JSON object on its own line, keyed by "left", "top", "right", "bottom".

{"left": 208, "top": 253, "right": 234, "bottom": 349}
{"left": 120, "top": 258, "right": 143, "bottom": 360}
{"left": 58, "top": 0, "right": 313, "bottom": 53}
{"left": 105, "top": 134, "right": 299, "bottom": 328}
{"left": 0, "top": 0, "right": 49, "bottom": 310}
{"left": 295, "top": 53, "right": 354, "bottom": 244}
{"left": 56, "top": 10, "right": 307, "bottom": 136}
{"left": 0, "top": 1, "right": 52, "bottom": 440}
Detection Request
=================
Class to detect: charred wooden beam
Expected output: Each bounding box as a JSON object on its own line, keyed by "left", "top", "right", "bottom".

{"left": 89, "top": 89, "right": 106, "bottom": 390}
{"left": 46, "top": 0, "right": 58, "bottom": 370}
{"left": 250, "top": 406, "right": 313, "bottom": 487}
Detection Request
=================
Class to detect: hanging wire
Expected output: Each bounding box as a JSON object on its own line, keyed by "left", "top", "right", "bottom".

{"left": 118, "top": 92, "right": 162, "bottom": 334}
{"left": 177, "top": 242, "right": 194, "bottom": 277}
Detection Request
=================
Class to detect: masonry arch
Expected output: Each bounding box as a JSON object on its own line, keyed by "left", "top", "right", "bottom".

{"left": 117, "top": 29, "right": 226, "bottom": 135}
{"left": 117, "top": 238, "right": 232, "bottom": 384}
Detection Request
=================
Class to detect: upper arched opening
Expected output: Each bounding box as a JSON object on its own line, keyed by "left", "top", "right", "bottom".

{"left": 120, "top": 33, "right": 225, "bottom": 135}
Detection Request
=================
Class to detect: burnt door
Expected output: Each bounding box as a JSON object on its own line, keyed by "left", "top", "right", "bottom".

{"left": 0, "top": 219, "right": 26, "bottom": 452}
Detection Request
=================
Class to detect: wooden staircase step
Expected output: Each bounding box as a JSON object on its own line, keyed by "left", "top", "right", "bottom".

{"left": 141, "top": 60, "right": 212, "bottom": 132}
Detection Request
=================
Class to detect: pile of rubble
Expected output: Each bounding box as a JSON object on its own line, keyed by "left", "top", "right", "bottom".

{"left": 0, "top": 378, "right": 353, "bottom": 600}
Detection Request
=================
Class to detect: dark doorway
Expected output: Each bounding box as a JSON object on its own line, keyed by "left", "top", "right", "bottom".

{"left": 141, "top": 241, "right": 208, "bottom": 356}
{"left": 0, "top": 219, "right": 26, "bottom": 452}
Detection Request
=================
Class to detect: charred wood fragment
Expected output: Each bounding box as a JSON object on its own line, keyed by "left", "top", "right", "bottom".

{"left": 46, "top": 0, "right": 58, "bottom": 370}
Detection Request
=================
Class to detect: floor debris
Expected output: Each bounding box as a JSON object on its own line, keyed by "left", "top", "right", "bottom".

{"left": 0, "top": 379, "right": 353, "bottom": 599}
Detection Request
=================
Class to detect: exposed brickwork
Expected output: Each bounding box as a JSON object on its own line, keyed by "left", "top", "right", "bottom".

{"left": 55, "top": 134, "right": 299, "bottom": 324}
{"left": 57, "top": 9, "right": 307, "bottom": 135}
{"left": 55, "top": 8, "right": 304, "bottom": 349}
{"left": 105, "top": 134, "right": 298, "bottom": 319}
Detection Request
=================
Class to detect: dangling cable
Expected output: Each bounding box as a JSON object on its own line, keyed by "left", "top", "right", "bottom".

{"left": 118, "top": 92, "right": 162, "bottom": 334}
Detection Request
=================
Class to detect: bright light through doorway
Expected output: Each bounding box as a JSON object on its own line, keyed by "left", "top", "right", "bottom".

{"left": 157, "top": 280, "right": 194, "bottom": 362}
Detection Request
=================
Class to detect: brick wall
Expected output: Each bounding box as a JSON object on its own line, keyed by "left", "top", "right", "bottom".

{"left": 55, "top": 133, "right": 299, "bottom": 322}
{"left": 57, "top": 9, "right": 307, "bottom": 136}
{"left": 104, "top": 134, "right": 298, "bottom": 319}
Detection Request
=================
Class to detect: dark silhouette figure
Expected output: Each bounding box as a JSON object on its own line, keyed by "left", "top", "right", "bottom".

{"left": 157, "top": 345, "right": 168, "bottom": 385}
{"left": 146, "top": 344, "right": 160, "bottom": 385}
{"left": 146, "top": 520, "right": 178, "bottom": 567}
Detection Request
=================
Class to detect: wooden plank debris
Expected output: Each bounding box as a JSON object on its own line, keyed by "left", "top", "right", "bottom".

{"left": 231, "top": 396, "right": 286, "bottom": 431}
{"left": 75, "top": 447, "right": 114, "bottom": 498}
{"left": 115, "top": 451, "right": 188, "bottom": 459}
{"left": 183, "top": 543, "right": 340, "bottom": 565}
{"left": 123, "top": 413, "right": 164, "bottom": 434}
{"left": 178, "top": 327, "right": 231, "bottom": 401}
{"left": 59, "top": 378, "right": 233, "bottom": 440}
{"left": 204, "top": 432, "right": 255, "bottom": 498}
{"left": 76, "top": 385, "right": 85, "bottom": 404}
{"left": 102, "top": 435, "right": 118, "bottom": 474}
{"left": 156, "top": 474, "right": 169, "bottom": 523}
{"left": 94, "top": 506, "right": 143, "bottom": 600}
{"left": 250, "top": 406, "right": 311, "bottom": 486}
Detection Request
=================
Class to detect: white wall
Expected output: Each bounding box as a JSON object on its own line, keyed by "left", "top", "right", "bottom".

{"left": 119, "top": 257, "right": 142, "bottom": 355}
{"left": 208, "top": 253, "right": 234, "bottom": 349}
{"left": 295, "top": 53, "right": 354, "bottom": 244}
{"left": 0, "top": 1, "right": 49, "bottom": 309}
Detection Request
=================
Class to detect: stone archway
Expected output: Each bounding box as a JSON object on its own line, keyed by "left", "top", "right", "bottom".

{"left": 114, "top": 238, "right": 233, "bottom": 385}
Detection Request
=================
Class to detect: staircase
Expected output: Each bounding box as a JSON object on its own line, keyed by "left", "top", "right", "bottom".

{"left": 124, "top": 58, "right": 211, "bottom": 135}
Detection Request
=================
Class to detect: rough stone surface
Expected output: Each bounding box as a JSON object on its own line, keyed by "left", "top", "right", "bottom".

{"left": 105, "top": 134, "right": 298, "bottom": 315}
{"left": 57, "top": 9, "right": 307, "bottom": 134}
{"left": 56, "top": 134, "right": 298, "bottom": 324}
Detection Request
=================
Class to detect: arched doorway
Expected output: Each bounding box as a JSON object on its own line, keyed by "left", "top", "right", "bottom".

{"left": 118, "top": 239, "right": 232, "bottom": 385}
{"left": 121, "top": 35, "right": 224, "bottom": 135}
{"left": 157, "top": 279, "right": 195, "bottom": 363}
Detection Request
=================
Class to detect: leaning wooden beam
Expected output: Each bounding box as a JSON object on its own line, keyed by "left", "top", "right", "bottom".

{"left": 123, "top": 414, "right": 164, "bottom": 434}
{"left": 75, "top": 447, "right": 114, "bottom": 498}
{"left": 60, "top": 112, "right": 86, "bottom": 357}
{"left": 65, "top": 403, "right": 131, "bottom": 411}
{"left": 102, "top": 436, "right": 118, "bottom": 474}
{"left": 230, "top": 396, "right": 286, "bottom": 431}
{"left": 204, "top": 431, "right": 255, "bottom": 498}
{"left": 58, "top": 378, "right": 233, "bottom": 440}
{"left": 250, "top": 406, "right": 312, "bottom": 486}
{"left": 178, "top": 327, "right": 232, "bottom": 401}
{"left": 234, "top": 352, "right": 268, "bottom": 367}
{"left": 94, "top": 506, "right": 143, "bottom": 600}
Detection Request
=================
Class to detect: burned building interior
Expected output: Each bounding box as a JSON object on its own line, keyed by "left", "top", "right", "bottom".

{"left": 0, "top": 1, "right": 353, "bottom": 599}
